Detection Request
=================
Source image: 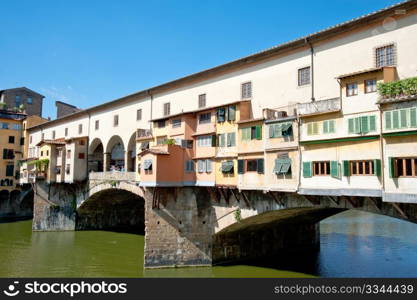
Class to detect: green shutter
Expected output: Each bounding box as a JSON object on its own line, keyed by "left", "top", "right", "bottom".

{"left": 257, "top": 159, "right": 264, "bottom": 174}
{"left": 410, "top": 108, "right": 417, "bottom": 128}
{"left": 348, "top": 118, "right": 354, "bottom": 134}
{"left": 342, "top": 160, "right": 350, "bottom": 176}
{"left": 273, "top": 159, "right": 282, "bottom": 174}
{"left": 330, "top": 161, "right": 339, "bottom": 178}
{"left": 329, "top": 120, "right": 335, "bottom": 133}
{"left": 385, "top": 111, "right": 392, "bottom": 130}
{"left": 313, "top": 122, "right": 319, "bottom": 135}
{"left": 392, "top": 110, "right": 399, "bottom": 129}
{"left": 360, "top": 116, "right": 369, "bottom": 133}
{"left": 307, "top": 123, "right": 313, "bottom": 135}
{"left": 228, "top": 105, "right": 236, "bottom": 121}
{"left": 323, "top": 120, "right": 329, "bottom": 134}
{"left": 231, "top": 132, "right": 236, "bottom": 146}
{"left": 303, "top": 161, "right": 312, "bottom": 178}
{"left": 255, "top": 125, "right": 262, "bottom": 140}
{"left": 373, "top": 159, "right": 382, "bottom": 176}
{"left": 388, "top": 157, "right": 396, "bottom": 178}
{"left": 211, "top": 135, "right": 217, "bottom": 147}
{"left": 369, "top": 115, "right": 376, "bottom": 132}
{"left": 238, "top": 159, "right": 245, "bottom": 174}
{"left": 400, "top": 109, "right": 408, "bottom": 128}
{"left": 354, "top": 117, "right": 361, "bottom": 134}
{"left": 269, "top": 125, "right": 274, "bottom": 138}
{"left": 274, "top": 124, "right": 282, "bottom": 137}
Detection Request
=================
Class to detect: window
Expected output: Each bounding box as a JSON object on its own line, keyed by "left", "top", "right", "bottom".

{"left": 198, "top": 94, "right": 206, "bottom": 108}
{"left": 20, "top": 137, "right": 24, "bottom": 145}
{"left": 52, "top": 131, "right": 56, "bottom": 139}
{"left": 78, "top": 153, "right": 85, "bottom": 159}
{"left": 46, "top": 150, "right": 49, "bottom": 156}
{"left": 78, "top": 124, "right": 83, "bottom": 134}
{"left": 226, "top": 132, "right": 236, "bottom": 147}
{"left": 1, "top": 123, "right": 9, "bottom": 129}
{"left": 384, "top": 107, "right": 417, "bottom": 130}
{"left": 206, "top": 159, "right": 212, "bottom": 173}
{"left": 269, "top": 122, "right": 293, "bottom": 138}
{"left": 218, "top": 133, "right": 226, "bottom": 147}
{"left": 12, "top": 124, "right": 21, "bottom": 130}
{"left": 56, "top": 167, "right": 61, "bottom": 175}
{"left": 298, "top": 67, "right": 310, "bottom": 86}
{"left": 8, "top": 136, "right": 15, "bottom": 144}
{"left": 27, "top": 97, "right": 33, "bottom": 104}
{"left": 65, "top": 128, "right": 68, "bottom": 136}
{"left": 6, "top": 164, "right": 14, "bottom": 177}
{"left": 197, "top": 135, "right": 213, "bottom": 147}
{"left": 41, "top": 133, "right": 45, "bottom": 140}
{"left": 79, "top": 139, "right": 85, "bottom": 145}
{"left": 348, "top": 115, "right": 377, "bottom": 134}
{"left": 185, "top": 160, "right": 194, "bottom": 172}
{"left": 346, "top": 82, "right": 358, "bottom": 96}
{"left": 66, "top": 164, "right": 71, "bottom": 174}
{"left": 241, "top": 125, "right": 262, "bottom": 141}
{"left": 246, "top": 160, "right": 258, "bottom": 172}
{"left": 156, "top": 137, "right": 167, "bottom": 145}
{"left": 217, "top": 107, "right": 226, "bottom": 122}
{"left": 163, "top": 103, "right": 170, "bottom": 116}
{"left": 199, "top": 112, "right": 211, "bottom": 124}
{"left": 349, "top": 160, "right": 375, "bottom": 175}
{"left": 365, "top": 79, "right": 377, "bottom": 93}
{"left": 114, "top": 115, "right": 119, "bottom": 127}
{"left": 137, "top": 109, "right": 142, "bottom": 121}
{"left": 390, "top": 157, "right": 417, "bottom": 177}
{"left": 172, "top": 119, "right": 181, "bottom": 128}
{"left": 30, "top": 135, "right": 32, "bottom": 144}
{"left": 376, "top": 44, "right": 395, "bottom": 67}
{"left": 241, "top": 82, "right": 252, "bottom": 99}
{"left": 313, "top": 161, "right": 330, "bottom": 176}
{"left": 323, "top": 120, "right": 336, "bottom": 134}
{"left": 95, "top": 120, "right": 99, "bottom": 130}
{"left": 66, "top": 150, "right": 71, "bottom": 159}
{"left": 143, "top": 159, "right": 153, "bottom": 174}
{"left": 15, "top": 95, "right": 21, "bottom": 106}
{"left": 157, "top": 120, "right": 165, "bottom": 128}
{"left": 197, "top": 160, "right": 206, "bottom": 173}
{"left": 2, "top": 149, "right": 14, "bottom": 159}
{"left": 306, "top": 122, "right": 319, "bottom": 135}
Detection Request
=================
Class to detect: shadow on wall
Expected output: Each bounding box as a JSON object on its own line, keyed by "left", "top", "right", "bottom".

{"left": 0, "top": 187, "right": 34, "bottom": 221}
{"left": 75, "top": 188, "right": 145, "bottom": 234}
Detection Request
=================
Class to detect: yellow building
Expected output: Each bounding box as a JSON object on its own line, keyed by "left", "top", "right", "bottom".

{"left": 0, "top": 110, "right": 26, "bottom": 192}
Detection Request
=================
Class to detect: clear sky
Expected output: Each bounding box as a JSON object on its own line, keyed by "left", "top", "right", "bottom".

{"left": 0, "top": 0, "right": 402, "bottom": 119}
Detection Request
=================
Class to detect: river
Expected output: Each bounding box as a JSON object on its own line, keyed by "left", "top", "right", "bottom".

{"left": 1, "top": 210, "right": 417, "bottom": 278}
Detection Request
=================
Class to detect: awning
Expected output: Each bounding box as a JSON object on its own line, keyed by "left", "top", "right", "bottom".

{"left": 273, "top": 158, "right": 291, "bottom": 174}
{"left": 221, "top": 161, "right": 234, "bottom": 173}
{"left": 143, "top": 160, "right": 153, "bottom": 170}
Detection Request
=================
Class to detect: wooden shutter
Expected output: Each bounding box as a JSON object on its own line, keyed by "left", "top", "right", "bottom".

{"left": 238, "top": 159, "right": 245, "bottom": 174}
{"left": 392, "top": 110, "right": 399, "bottom": 129}
{"left": 307, "top": 123, "right": 313, "bottom": 135}
{"left": 269, "top": 125, "right": 274, "bottom": 138}
{"left": 206, "top": 160, "right": 212, "bottom": 173}
{"left": 329, "top": 120, "right": 335, "bottom": 133}
{"left": 255, "top": 125, "right": 262, "bottom": 140}
{"left": 360, "top": 116, "right": 369, "bottom": 133}
{"left": 303, "top": 162, "right": 312, "bottom": 177}
{"left": 385, "top": 111, "right": 392, "bottom": 130}
{"left": 330, "top": 161, "right": 339, "bottom": 178}
{"left": 373, "top": 159, "right": 382, "bottom": 176}
{"left": 410, "top": 108, "right": 417, "bottom": 127}
{"left": 274, "top": 123, "right": 282, "bottom": 137}
{"left": 228, "top": 106, "right": 236, "bottom": 121}
{"left": 388, "top": 157, "right": 396, "bottom": 178}
{"left": 354, "top": 117, "right": 361, "bottom": 134}
{"left": 369, "top": 115, "right": 376, "bottom": 132}
{"left": 400, "top": 109, "right": 408, "bottom": 128}
{"left": 323, "top": 120, "right": 329, "bottom": 134}
{"left": 313, "top": 122, "right": 319, "bottom": 135}
{"left": 211, "top": 135, "right": 217, "bottom": 147}
{"left": 348, "top": 118, "right": 354, "bottom": 134}
{"left": 257, "top": 159, "right": 264, "bottom": 174}
{"left": 342, "top": 160, "right": 350, "bottom": 176}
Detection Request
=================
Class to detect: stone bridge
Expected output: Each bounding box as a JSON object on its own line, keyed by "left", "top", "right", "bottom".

{"left": 31, "top": 174, "right": 417, "bottom": 268}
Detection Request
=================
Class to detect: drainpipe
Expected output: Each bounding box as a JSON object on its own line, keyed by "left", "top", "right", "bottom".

{"left": 305, "top": 38, "right": 315, "bottom": 102}
{"left": 378, "top": 105, "right": 386, "bottom": 195}
{"left": 86, "top": 111, "right": 91, "bottom": 178}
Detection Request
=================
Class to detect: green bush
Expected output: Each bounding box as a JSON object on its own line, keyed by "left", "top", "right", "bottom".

{"left": 378, "top": 77, "right": 417, "bottom": 98}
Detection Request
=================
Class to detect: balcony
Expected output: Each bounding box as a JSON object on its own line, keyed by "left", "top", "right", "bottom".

{"left": 89, "top": 171, "right": 136, "bottom": 182}
{"left": 136, "top": 128, "right": 152, "bottom": 140}
{"left": 297, "top": 98, "right": 341, "bottom": 117}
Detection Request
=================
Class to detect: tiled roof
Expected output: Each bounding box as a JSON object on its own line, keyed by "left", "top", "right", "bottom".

{"left": 137, "top": 149, "right": 170, "bottom": 156}
{"left": 336, "top": 67, "right": 383, "bottom": 79}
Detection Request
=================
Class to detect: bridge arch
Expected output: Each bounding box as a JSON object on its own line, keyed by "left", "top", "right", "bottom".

{"left": 76, "top": 187, "right": 145, "bottom": 233}
{"left": 89, "top": 138, "right": 104, "bottom": 172}
{"left": 126, "top": 132, "right": 137, "bottom": 172}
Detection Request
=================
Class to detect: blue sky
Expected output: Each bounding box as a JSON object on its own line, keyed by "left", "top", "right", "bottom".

{"left": 0, "top": 0, "right": 401, "bottom": 119}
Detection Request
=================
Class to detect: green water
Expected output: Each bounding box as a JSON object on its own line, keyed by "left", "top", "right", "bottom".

{"left": 0, "top": 220, "right": 311, "bottom": 278}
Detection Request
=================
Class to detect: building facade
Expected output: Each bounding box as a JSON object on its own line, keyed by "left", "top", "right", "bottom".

{"left": 22, "top": 1, "right": 417, "bottom": 203}
{"left": 0, "top": 87, "right": 44, "bottom": 117}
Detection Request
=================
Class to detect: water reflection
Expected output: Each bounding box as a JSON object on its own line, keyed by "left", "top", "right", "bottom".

{"left": 0, "top": 210, "right": 417, "bottom": 277}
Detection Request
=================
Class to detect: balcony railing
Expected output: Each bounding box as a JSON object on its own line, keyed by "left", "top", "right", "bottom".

{"left": 89, "top": 171, "right": 136, "bottom": 182}
{"left": 137, "top": 128, "right": 152, "bottom": 139}
{"left": 297, "top": 98, "right": 341, "bottom": 116}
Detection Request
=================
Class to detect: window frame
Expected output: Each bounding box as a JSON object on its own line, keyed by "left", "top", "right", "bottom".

{"left": 163, "top": 102, "right": 171, "bottom": 116}
{"left": 349, "top": 160, "right": 374, "bottom": 176}
{"left": 393, "top": 157, "right": 417, "bottom": 177}
{"left": 198, "top": 94, "right": 206, "bottom": 108}
{"left": 198, "top": 112, "right": 211, "bottom": 124}
{"left": 346, "top": 82, "right": 358, "bottom": 97}
{"left": 375, "top": 44, "right": 395, "bottom": 68}
{"left": 113, "top": 115, "right": 119, "bottom": 127}
{"left": 137, "top": 109, "right": 142, "bottom": 121}
{"left": 364, "top": 79, "right": 377, "bottom": 94}
{"left": 298, "top": 66, "right": 311, "bottom": 86}
{"left": 313, "top": 161, "right": 331, "bottom": 176}
{"left": 241, "top": 81, "right": 252, "bottom": 99}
